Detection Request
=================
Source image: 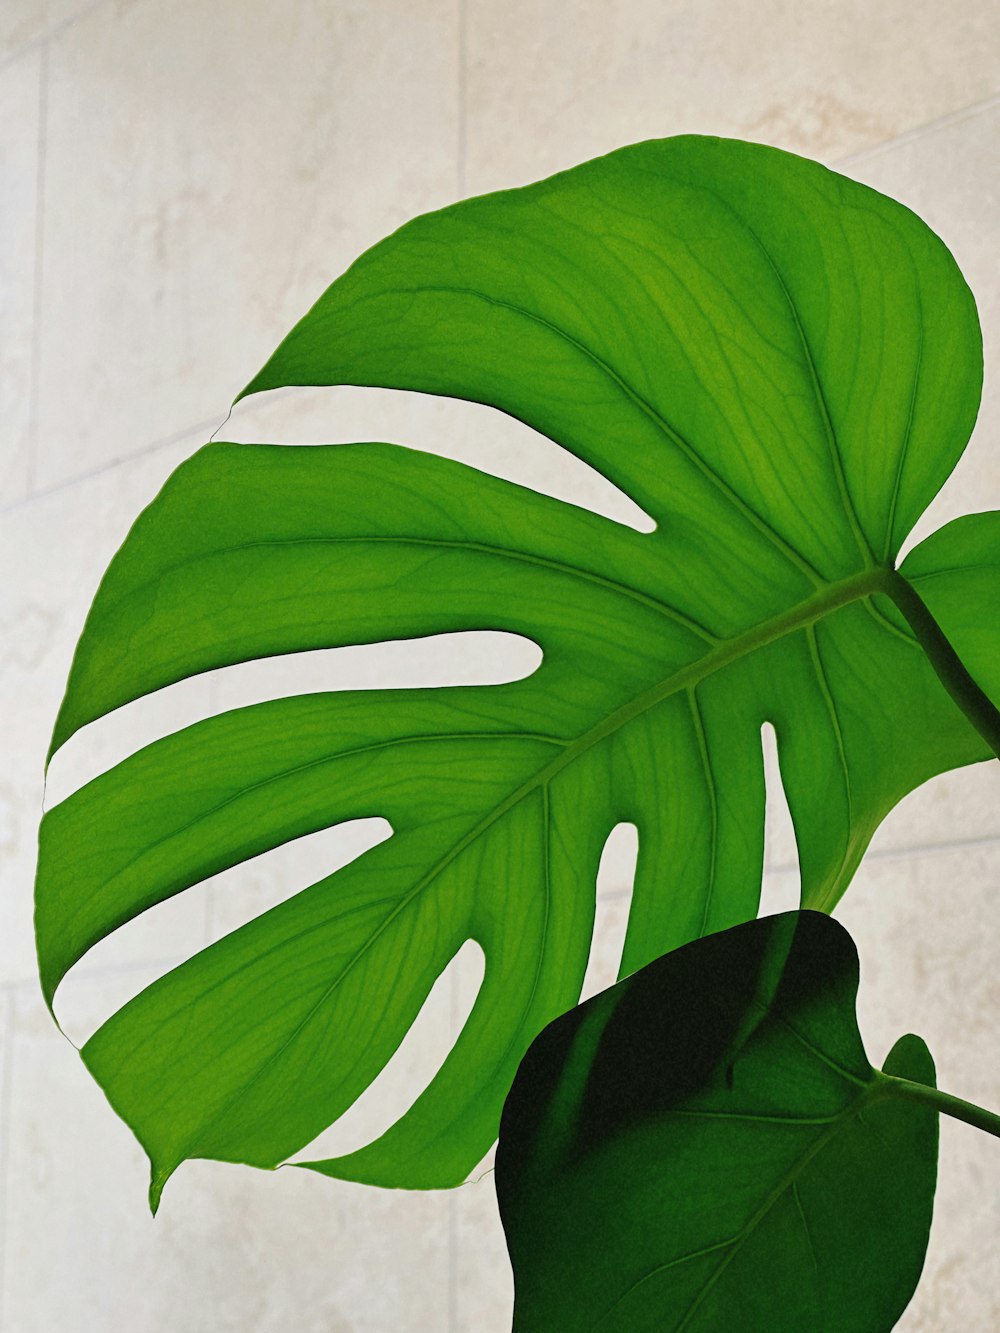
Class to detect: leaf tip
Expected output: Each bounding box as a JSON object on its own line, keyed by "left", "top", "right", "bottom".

{"left": 45, "top": 726, "right": 64, "bottom": 771}
{"left": 148, "top": 1163, "right": 173, "bottom": 1217}
{"left": 232, "top": 371, "right": 266, "bottom": 407}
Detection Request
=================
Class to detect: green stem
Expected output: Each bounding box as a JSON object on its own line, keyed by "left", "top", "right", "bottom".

{"left": 885, "top": 568, "right": 1000, "bottom": 759}
{"left": 883, "top": 1074, "right": 1000, "bottom": 1140}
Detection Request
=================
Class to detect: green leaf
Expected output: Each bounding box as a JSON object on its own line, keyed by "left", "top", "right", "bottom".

{"left": 37, "top": 136, "right": 995, "bottom": 1204}
{"left": 900, "top": 511, "right": 1000, "bottom": 704}
{"left": 496, "top": 911, "right": 939, "bottom": 1333}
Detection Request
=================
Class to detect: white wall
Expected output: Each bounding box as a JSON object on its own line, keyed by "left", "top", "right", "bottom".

{"left": 2, "top": 2, "right": 999, "bottom": 1328}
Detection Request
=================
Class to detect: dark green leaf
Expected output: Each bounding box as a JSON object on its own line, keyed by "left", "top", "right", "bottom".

{"left": 496, "top": 911, "right": 938, "bottom": 1332}
{"left": 37, "top": 137, "right": 993, "bottom": 1202}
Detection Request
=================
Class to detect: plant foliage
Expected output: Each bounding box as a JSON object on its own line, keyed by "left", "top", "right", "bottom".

{"left": 496, "top": 911, "right": 938, "bottom": 1333}
{"left": 36, "top": 137, "right": 998, "bottom": 1206}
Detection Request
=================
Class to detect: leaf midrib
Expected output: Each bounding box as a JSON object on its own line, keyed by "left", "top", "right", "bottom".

{"left": 275, "top": 565, "right": 894, "bottom": 1010}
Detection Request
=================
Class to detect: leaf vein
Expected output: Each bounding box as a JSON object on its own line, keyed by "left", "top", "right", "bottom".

{"left": 400, "top": 284, "right": 825, "bottom": 587}
{"left": 96, "top": 534, "right": 717, "bottom": 645}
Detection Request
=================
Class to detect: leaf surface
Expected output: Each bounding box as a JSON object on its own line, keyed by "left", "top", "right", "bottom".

{"left": 496, "top": 911, "right": 939, "bottom": 1333}
{"left": 36, "top": 137, "right": 994, "bottom": 1201}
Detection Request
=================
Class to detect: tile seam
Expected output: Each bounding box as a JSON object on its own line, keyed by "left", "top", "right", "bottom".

{"left": 457, "top": 0, "right": 467, "bottom": 199}
{"left": 448, "top": 1189, "right": 459, "bottom": 1333}
{"left": 834, "top": 88, "right": 1000, "bottom": 167}
{"left": 0, "top": 989, "right": 15, "bottom": 1333}
{"left": 24, "top": 41, "right": 47, "bottom": 497}
{"left": 2, "top": 412, "right": 226, "bottom": 516}
{"left": 766, "top": 829, "right": 1000, "bottom": 876}
{"left": 0, "top": 0, "right": 105, "bottom": 76}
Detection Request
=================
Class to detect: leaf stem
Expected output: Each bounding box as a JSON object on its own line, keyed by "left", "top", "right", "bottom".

{"left": 883, "top": 1074, "right": 1000, "bottom": 1140}
{"left": 884, "top": 569, "right": 1000, "bottom": 759}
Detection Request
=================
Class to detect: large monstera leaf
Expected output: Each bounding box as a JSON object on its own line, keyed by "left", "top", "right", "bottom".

{"left": 36, "top": 136, "right": 999, "bottom": 1206}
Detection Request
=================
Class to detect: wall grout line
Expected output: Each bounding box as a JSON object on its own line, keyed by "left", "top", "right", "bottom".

{"left": 0, "top": 0, "right": 105, "bottom": 76}
{"left": 834, "top": 88, "right": 1000, "bottom": 168}
{"left": 1, "top": 411, "right": 226, "bottom": 517}
{"left": 766, "top": 828, "right": 1000, "bottom": 877}
{"left": 0, "top": 988, "right": 16, "bottom": 1333}
{"left": 457, "top": 0, "right": 467, "bottom": 200}
{"left": 447, "top": 1162, "right": 459, "bottom": 1333}
{"left": 24, "top": 40, "right": 48, "bottom": 497}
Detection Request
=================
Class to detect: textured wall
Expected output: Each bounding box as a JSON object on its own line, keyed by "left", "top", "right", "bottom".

{"left": 1, "top": 2, "right": 998, "bottom": 1328}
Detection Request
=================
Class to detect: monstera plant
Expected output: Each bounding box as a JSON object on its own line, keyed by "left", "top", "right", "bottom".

{"left": 36, "top": 135, "right": 999, "bottom": 1326}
